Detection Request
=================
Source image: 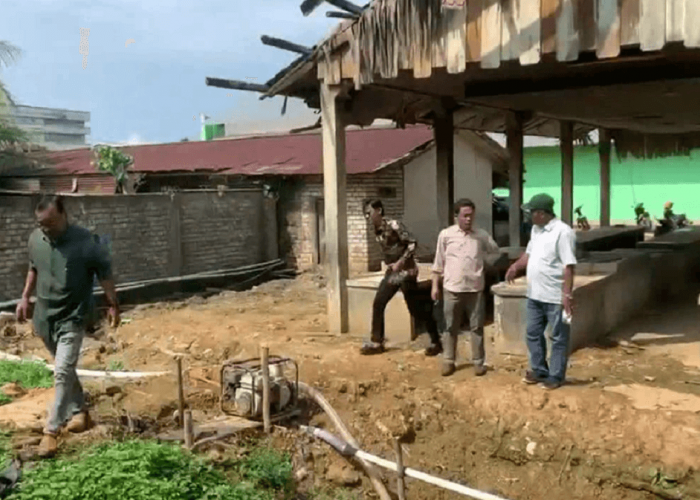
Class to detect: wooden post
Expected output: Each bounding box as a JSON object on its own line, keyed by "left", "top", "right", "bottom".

{"left": 506, "top": 112, "right": 524, "bottom": 247}
{"left": 434, "top": 105, "right": 455, "bottom": 228}
{"left": 320, "top": 83, "right": 349, "bottom": 334}
{"left": 176, "top": 356, "right": 185, "bottom": 428}
{"left": 261, "top": 345, "right": 271, "bottom": 433}
{"left": 393, "top": 439, "right": 406, "bottom": 500}
{"left": 184, "top": 410, "right": 194, "bottom": 448}
{"left": 561, "top": 121, "right": 575, "bottom": 226}
{"left": 599, "top": 128, "right": 612, "bottom": 227}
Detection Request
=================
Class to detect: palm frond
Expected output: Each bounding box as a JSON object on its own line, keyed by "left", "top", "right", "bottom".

{"left": 0, "top": 41, "right": 21, "bottom": 69}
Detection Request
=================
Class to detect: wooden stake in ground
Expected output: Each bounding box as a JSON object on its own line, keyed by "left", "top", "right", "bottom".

{"left": 261, "top": 346, "right": 271, "bottom": 433}
{"left": 176, "top": 356, "right": 185, "bottom": 428}
{"left": 394, "top": 438, "right": 406, "bottom": 500}
{"left": 184, "top": 410, "right": 194, "bottom": 448}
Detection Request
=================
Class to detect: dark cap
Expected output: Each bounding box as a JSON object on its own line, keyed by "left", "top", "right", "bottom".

{"left": 523, "top": 193, "right": 555, "bottom": 215}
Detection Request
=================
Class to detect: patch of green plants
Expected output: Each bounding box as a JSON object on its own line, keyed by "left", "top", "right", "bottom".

{"left": 0, "top": 430, "right": 11, "bottom": 464}
{"left": 8, "top": 440, "right": 295, "bottom": 500}
{"left": 0, "top": 360, "right": 53, "bottom": 405}
{"left": 107, "top": 359, "right": 125, "bottom": 372}
{"left": 238, "top": 447, "right": 294, "bottom": 492}
{"left": 308, "top": 487, "right": 360, "bottom": 500}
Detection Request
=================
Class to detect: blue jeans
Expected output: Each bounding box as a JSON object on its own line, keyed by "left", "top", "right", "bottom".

{"left": 526, "top": 299, "right": 570, "bottom": 384}
{"left": 39, "top": 327, "right": 86, "bottom": 434}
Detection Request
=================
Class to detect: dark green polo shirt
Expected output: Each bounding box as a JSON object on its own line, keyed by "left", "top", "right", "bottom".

{"left": 28, "top": 225, "right": 113, "bottom": 341}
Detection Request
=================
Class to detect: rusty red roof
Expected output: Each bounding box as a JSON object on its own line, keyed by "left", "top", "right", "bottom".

{"left": 47, "top": 125, "right": 433, "bottom": 176}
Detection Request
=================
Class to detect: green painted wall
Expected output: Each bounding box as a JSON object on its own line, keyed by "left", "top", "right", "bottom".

{"left": 494, "top": 146, "right": 700, "bottom": 221}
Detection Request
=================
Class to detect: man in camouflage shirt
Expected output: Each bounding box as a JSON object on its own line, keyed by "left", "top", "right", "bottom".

{"left": 360, "top": 200, "right": 441, "bottom": 356}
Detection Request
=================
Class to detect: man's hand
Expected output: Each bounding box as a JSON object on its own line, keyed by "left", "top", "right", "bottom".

{"left": 505, "top": 265, "right": 518, "bottom": 284}
{"left": 390, "top": 260, "right": 404, "bottom": 273}
{"left": 107, "top": 305, "right": 120, "bottom": 328}
{"left": 563, "top": 294, "right": 574, "bottom": 317}
{"left": 16, "top": 297, "right": 30, "bottom": 323}
{"left": 431, "top": 284, "right": 442, "bottom": 302}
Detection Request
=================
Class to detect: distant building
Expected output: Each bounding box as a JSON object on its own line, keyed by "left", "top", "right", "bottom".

{"left": 11, "top": 125, "right": 506, "bottom": 273}
{"left": 9, "top": 105, "right": 90, "bottom": 150}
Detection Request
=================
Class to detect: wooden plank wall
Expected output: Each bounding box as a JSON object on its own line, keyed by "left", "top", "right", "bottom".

{"left": 320, "top": 0, "right": 699, "bottom": 85}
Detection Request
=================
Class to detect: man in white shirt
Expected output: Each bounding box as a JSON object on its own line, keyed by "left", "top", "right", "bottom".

{"left": 432, "top": 199, "right": 500, "bottom": 377}
{"left": 506, "top": 193, "right": 577, "bottom": 390}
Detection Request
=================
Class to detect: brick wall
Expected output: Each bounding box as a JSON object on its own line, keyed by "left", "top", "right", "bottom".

{"left": 0, "top": 189, "right": 275, "bottom": 302}
{"left": 279, "top": 165, "right": 405, "bottom": 275}
{"left": 179, "top": 191, "right": 265, "bottom": 275}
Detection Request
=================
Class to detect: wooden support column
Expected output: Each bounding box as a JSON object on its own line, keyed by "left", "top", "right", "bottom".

{"left": 320, "top": 83, "right": 349, "bottom": 334}
{"left": 434, "top": 106, "right": 455, "bottom": 228}
{"left": 506, "top": 112, "right": 524, "bottom": 247}
{"left": 599, "top": 128, "right": 612, "bottom": 227}
{"left": 560, "top": 121, "right": 574, "bottom": 226}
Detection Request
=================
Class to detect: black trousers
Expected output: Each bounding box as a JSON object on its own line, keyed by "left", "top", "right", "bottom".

{"left": 371, "top": 275, "right": 441, "bottom": 345}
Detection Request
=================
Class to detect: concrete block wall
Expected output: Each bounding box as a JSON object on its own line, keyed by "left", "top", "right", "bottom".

{"left": 279, "top": 166, "right": 405, "bottom": 275}
{"left": 179, "top": 190, "right": 267, "bottom": 275}
{"left": 0, "top": 190, "right": 275, "bottom": 302}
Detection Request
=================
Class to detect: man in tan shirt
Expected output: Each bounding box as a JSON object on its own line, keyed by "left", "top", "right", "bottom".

{"left": 432, "top": 198, "right": 500, "bottom": 377}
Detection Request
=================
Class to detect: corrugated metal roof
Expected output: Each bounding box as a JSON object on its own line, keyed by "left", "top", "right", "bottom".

{"left": 47, "top": 125, "right": 434, "bottom": 176}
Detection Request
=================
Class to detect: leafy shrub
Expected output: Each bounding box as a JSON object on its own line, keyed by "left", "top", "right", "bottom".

{"left": 0, "top": 360, "right": 53, "bottom": 405}
{"left": 239, "top": 447, "right": 293, "bottom": 492}
{"left": 9, "top": 440, "right": 295, "bottom": 500}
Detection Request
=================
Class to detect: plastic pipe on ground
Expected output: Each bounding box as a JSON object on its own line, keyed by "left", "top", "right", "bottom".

{"left": 0, "top": 351, "right": 169, "bottom": 379}
{"left": 301, "top": 425, "right": 512, "bottom": 500}
{"left": 297, "top": 382, "right": 392, "bottom": 500}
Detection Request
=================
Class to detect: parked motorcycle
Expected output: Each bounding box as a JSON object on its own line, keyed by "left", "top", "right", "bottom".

{"left": 575, "top": 205, "right": 591, "bottom": 231}
{"left": 654, "top": 201, "right": 691, "bottom": 237}
{"left": 634, "top": 203, "right": 652, "bottom": 232}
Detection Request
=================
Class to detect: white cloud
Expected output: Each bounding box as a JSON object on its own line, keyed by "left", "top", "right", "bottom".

{"left": 123, "top": 133, "right": 147, "bottom": 145}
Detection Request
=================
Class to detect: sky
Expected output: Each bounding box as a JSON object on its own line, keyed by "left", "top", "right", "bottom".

{"left": 0, "top": 0, "right": 342, "bottom": 145}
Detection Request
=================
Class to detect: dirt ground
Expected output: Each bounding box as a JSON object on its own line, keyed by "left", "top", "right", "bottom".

{"left": 2, "top": 274, "right": 700, "bottom": 499}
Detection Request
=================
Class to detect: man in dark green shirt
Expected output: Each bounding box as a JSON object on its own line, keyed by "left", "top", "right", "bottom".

{"left": 16, "top": 195, "right": 119, "bottom": 458}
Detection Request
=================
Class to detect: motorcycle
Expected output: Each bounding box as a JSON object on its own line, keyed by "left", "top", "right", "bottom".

{"left": 654, "top": 201, "right": 691, "bottom": 237}
{"left": 575, "top": 205, "right": 591, "bottom": 231}
{"left": 634, "top": 203, "right": 652, "bottom": 232}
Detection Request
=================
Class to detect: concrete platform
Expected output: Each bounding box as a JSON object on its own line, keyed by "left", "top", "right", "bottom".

{"left": 491, "top": 228, "right": 700, "bottom": 356}
{"left": 346, "top": 264, "right": 433, "bottom": 344}
{"left": 575, "top": 226, "right": 645, "bottom": 254}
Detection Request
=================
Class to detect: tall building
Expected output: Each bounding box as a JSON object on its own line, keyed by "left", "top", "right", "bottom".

{"left": 8, "top": 105, "right": 90, "bottom": 150}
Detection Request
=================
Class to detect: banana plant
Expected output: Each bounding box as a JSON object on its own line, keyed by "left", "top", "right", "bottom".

{"left": 91, "top": 145, "right": 134, "bottom": 194}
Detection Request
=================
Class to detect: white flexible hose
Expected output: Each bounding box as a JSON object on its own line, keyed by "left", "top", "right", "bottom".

{"left": 302, "top": 425, "right": 512, "bottom": 500}
{"left": 297, "top": 382, "right": 392, "bottom": 500}
{"left": 0, "top": 351, "right": 169, "bottom": 379}
{"left": 355, "top": 449, "right": 511, "bottom": 500}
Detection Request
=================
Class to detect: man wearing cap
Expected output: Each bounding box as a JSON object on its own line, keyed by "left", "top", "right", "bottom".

{"left": 505, "top": 193, "right": 577, "bottom": 390}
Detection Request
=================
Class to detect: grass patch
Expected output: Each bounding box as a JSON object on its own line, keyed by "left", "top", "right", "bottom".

{"left": 8, "top": 440, "right": 295, "bottom": 500}
{"left": 238, "top": 447, "right": 294, "bottom": 492}
{"left": 308, "top": 487, "right": 360, "bottom": 500}
{"left": 107, "top": 359, "right": 125, "bottom": 372}
{"left": 0, "top": 430, "right": 11, "bottom": 464}
{"left": 0, "top": 360, "right": 53, "bottom": 405}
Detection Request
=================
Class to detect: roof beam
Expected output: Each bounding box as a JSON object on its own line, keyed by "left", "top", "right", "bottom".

{"left": 260, "top": 35, "right": 312, "bottom": 56}
{"left": 205, "top": 77, "right": 270, "bottom": 93}
{"left": 326, "top": 11, "right": 358, "bottom": 19}
{"left": 300, "top": 0, "right": 363, "bottom": 16}
{"left": 326, "top": 0, "right": 364, "bottom": 15}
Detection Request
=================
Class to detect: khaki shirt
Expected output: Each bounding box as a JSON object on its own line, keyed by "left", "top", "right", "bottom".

{"left": 432, "top": 225, "right": 500, "bottom": 293}
{"left": 29, "top": 225, "right": 113, "bottom": 341}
